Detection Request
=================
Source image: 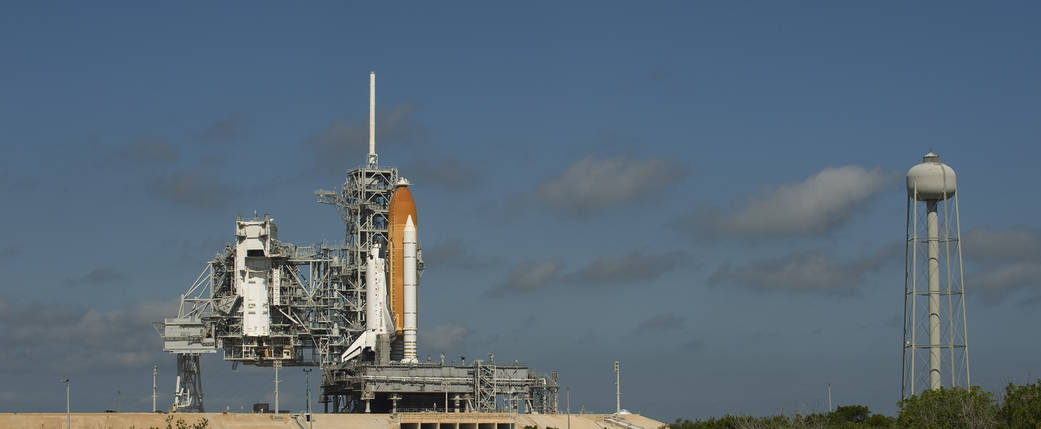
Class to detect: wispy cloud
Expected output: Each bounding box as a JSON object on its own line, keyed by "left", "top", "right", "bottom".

{"left": 635, "top": 312, "right": 686, "bottom": 333}
{"left": 964, "top": 227, "right": 1041, "bottom": 264}
{"left": 970, "top": 263, "right": 1041, "bottom": 300}
{"left": 0, "top": 243, "right": 21, "bottom": 264}
{"left": 562, "top": 250, "right": 688, "bottom": 286}
{"left": 708, "top": 244, "right": 899, "bottom": 295}
{"left": 148, "top": 171, "right": 237, "bottom": 211}
{"left": 63, "top": 267, "right": 128, "bottom": 288}
{"left": 0, "top": 299, "right": 174, "bottom": 372}
{"left": 420, "top": 323, "right": 469, "bottom": 353}
{"left": 404, "top": 157, "right": 480, "bottom": 189}
{"left": 963, "top": 227, "right": 1041, "bottom": 302}
{"left": 488, "top": 250, "right": 688, "bottom": 296}
{"left": 534, "top": 155, "right": 685, "bottom": 217}
{"left": 198, "top": 113, "right": 250, "bottom": 143}
{"left": 487, "top": 259, "right": 565, "bottom": 296}
{"left": 675, "top": 166, "right": 894, "bottom": 239}
{"left": 111, "top": 138, "right": 179, "bottom": 164}
{"left": 306, "top": 104, "right": 423, "bottom": 172}
{"left": 681, "top": 338, "right": 705, "bottom": 352}
{"left": 423, "top": 239, "right": 496, "bottom": 270}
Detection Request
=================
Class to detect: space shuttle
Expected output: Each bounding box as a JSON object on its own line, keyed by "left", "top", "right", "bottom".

{"left": 341, "top": 244, "right": 395, "bottom": 362}
{"left": 341, "top": 71, "right": 422, "bottom": 364}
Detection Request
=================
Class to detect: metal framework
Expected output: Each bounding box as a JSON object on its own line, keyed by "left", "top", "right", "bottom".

{"left": 529, "top": 371, "right": 559, "bottom": 414}
{"left": 320, "top": 361, "right": 558, "bottom": 414}
{"left": 173, "top": 354, "right": 203, "bottom": 412}
{"left": 901, "top": 188, "right": 970, "bottom": 399}
{"left": 154, "top": 163, "right": 559, "bottom": 414}
{"left": 316, "top": 164, "right": 398, "bottom": 409}
{"left": 153, "top": 71, "right": 559, "bottom": 414}
{"left": 475, "top": 360, "right": 497, "bottom": 412}
{"left": 154, "top": 233, "right": 354, "bottom": 411}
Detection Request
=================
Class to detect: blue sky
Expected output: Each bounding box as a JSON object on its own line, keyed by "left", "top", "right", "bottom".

{"left": 2, "top": 1, "right": 1040, "bottom": 421}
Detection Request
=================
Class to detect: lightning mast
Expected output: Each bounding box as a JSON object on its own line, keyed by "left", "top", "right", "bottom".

{"left": 368, "top": 71, "right": 378, "bottom": 167}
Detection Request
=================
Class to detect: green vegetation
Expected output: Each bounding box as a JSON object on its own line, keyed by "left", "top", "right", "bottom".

{"left": 1002, "top": 380, "right": 1041, "bottom": 429}
{"left": 669, "top": 380, "right": 1041, "bottom": 429}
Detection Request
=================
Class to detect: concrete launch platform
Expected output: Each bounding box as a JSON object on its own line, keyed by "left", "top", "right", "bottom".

{"left": 0, "top": 412, "right": 665, "bottom": 429}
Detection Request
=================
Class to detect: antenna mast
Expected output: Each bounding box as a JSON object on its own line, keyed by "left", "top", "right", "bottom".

{"left": 368, "top": 71, "right": 378, "bottom": 167}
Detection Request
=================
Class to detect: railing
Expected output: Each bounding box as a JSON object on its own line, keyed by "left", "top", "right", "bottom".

{"left": 603, "top": 415, "right": 643, "bottom": 429}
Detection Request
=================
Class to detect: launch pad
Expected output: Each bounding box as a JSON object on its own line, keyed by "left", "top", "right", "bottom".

{"left": 322, "top": 361, "right": 559, "bottom": 414}
{"left": 154, "top": 72, "right": 560, "bottom": 414}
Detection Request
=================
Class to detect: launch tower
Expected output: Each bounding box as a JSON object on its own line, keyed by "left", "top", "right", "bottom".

{"left": 155, "top": 71, "right": 559, "bottom": 414}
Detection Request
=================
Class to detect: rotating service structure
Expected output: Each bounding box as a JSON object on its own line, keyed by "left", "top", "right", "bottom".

{"left": 901, "top": 151, "right": 971, "bottom": 400}
{"left": 154, "top": 71, "right": 559, "bottom": 414}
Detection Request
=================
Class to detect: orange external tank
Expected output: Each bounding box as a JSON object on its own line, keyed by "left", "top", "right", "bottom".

{"left": 387, "top": 178, "right": 417, "bottom": 342}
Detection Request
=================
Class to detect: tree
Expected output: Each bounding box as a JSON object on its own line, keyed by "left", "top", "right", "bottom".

{"left": 1001, "top": 379, "right": 1041, "bottom": 429}
{"left": 828, "top": 405, "right": 870, "bottom": 425}
{"left": 896, "top": 387, "right": 997, "bottom": 429}
{"left": 863, "top": 414, "right": 894, "bottom": 428}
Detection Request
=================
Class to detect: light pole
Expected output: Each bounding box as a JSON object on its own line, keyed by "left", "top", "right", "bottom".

{"left": 273, "top": 360, "right": 281, "bottom": 418}
{"left": 63, "top": 378, "right": 70, "bottom": 429}
{"left": 153, "top": 364, "right": 158, "bottom": 413}
{"left": 303, "top": 368, "right": 313, "bottom": 429}
{"left": 614, "top": 361, "right": 620, "bottom": 414}
{"left": 566, "top": 387, "right": 570, "bottom": 429}
{"left": 827, "top": 384, "right": 832, "bottom": 413}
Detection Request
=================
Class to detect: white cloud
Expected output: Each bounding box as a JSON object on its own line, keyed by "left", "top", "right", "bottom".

{"left": 534, "top": 156, "right": 685, "bottom": 216}
{"left": 0, "top": 299, "right": 175, "bottom": 372}
{"left": 488, "top": 259, "right": 565, "bottom": 296}
{"left": 421, "top": 323, "right": 469, "bottom": 353}
{"left": 683, "top": 165, "right": 893, "bottom": 239}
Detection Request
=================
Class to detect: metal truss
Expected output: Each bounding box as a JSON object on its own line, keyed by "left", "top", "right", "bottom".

{"left": 156, "top": 164, "right": 561, "bottom": 415}
{"left": 475, "top": 360, "right": 497, "bottom": 412}
{"left": 317, "top": 165, "right": 398, "bottom": 408}
{"left": 528, "top": 371, "right": 559, "bottom": 414}
{"left": 902, "top": 191, "right": 970, "bottom": 400}
{"left": 173, "top": 354, "right": 203, "bottom": 412}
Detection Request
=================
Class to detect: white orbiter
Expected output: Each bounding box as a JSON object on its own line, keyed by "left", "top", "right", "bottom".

{"left": 341, "top": 244, "right": 395, "bottom": 362}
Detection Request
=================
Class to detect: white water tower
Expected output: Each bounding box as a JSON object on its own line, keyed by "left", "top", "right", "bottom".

{"left": 901, "top": 152, "right": 971, "bottom": 399}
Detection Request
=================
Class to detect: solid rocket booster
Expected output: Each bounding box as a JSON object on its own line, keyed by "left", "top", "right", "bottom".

{"left": 402, "top": 215, "right": 419, "bottom": 364}
{"left": 341, "top": 243, "right": 392, "bottom": 362}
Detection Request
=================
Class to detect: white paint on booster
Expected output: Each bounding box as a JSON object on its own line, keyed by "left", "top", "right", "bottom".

{"left": 402, "top": 215, "right": 419, "bottom": 364}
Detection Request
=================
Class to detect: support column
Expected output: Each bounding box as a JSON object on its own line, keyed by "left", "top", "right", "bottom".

{"left": 152, "top": 364, "right": 158, "bottom": 413}
{"left": 927, "top": 201, "right": 941, "bottom": 390}
{"left": 174, "top": 354, "right": 204, "bottom": 412}
{"left": 273, "top": 360, "right": 281, "bottom": 417}
{"left": 362, "top": 391, "right": 374, "bottom": 413}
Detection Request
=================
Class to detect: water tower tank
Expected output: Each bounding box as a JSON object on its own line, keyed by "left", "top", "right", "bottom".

{"left": 907, "top": 152, "right": 956, "bottom": 201}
